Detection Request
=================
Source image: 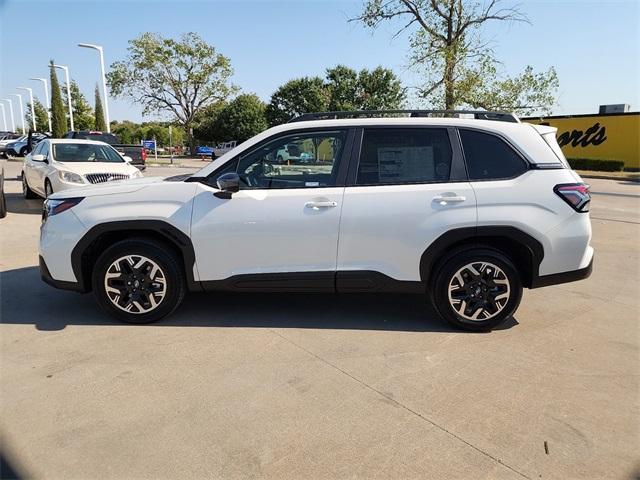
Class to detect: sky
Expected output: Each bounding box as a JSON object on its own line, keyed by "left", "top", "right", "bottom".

{"left": 1, "top": 0, "right": 639, "bottom": 127}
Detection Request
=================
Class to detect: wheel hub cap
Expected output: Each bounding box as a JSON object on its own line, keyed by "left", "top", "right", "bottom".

{"left": 104, "top": 255, "right": 167, "bottom": 314}
{"left": 448, "top": 261, "right": 511, "bottom": 321}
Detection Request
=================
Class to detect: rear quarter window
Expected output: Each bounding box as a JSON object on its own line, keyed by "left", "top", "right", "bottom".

{"left": 460, "top": 130, "right": 527, "bottom": 181}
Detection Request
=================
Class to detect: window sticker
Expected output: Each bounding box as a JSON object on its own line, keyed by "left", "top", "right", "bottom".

{"left": 377, "top": 146, "right": 434, "bottom": 182}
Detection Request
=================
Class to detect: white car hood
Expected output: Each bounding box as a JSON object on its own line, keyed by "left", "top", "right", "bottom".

{"left": 48, "top": 175, "right": 165, "bottom": 199}
{"left": 55, "top": 161, "right": 139, "bottom": 176}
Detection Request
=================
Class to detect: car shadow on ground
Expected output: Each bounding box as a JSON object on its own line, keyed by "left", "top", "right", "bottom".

{"left": 0, "top": 266, "right": 518, "bottom": 333}
{"left": 3, "top": 174, "right": 43, "bottom": 215}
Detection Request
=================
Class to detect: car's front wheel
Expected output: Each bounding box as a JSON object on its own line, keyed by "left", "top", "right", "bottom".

{"left": 22, "top": 175, "right": 37, "bottom": 199}
{"left": 432, "top": 248, "right": 523, "bottom": 331}
{"left": 92, "top": 239, "right": 186, "bottom": 324}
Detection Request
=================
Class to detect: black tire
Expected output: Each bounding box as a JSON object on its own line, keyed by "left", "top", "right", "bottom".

{"left": 45, "top": 180, "right": 53, "bottom": 197}
{"left": 0, "top": 191, "right": 6, "bottom": 218}
{"left": 19, "top": 146, "right": 28, "bottom": 157}
{"left": 432, "top": 248, "right": 523, "bottom": 332}
{"left": 22, "top": 174, "right": 37, "bottom": 199}
{"left": 92, "top": 238, "right": 187, "bottom": 324}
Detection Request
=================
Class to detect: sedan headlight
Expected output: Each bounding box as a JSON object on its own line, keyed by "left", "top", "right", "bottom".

{"left": 58, "top": 170, "right": 85, "bottom": 184}
{"left": 130, "top": 169, "right": 143, "bottom": 178}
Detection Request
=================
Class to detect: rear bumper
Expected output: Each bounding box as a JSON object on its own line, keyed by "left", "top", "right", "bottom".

{"left": 530, "top": 255, "right": 593, "bottom": 288}
{"left": 39, "top": 256, "right": 85, "bottom": 293}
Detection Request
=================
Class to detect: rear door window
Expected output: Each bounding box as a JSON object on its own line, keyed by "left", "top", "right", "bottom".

{"left": 356, "top": 128, "right": 452, "bottom": 185}
{"left": 459, "top": 130, "right": 527, "bottom": 180}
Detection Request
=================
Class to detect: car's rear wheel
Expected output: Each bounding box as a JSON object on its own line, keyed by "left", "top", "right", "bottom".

{"left": 432, "top": 248, "right": 522, "bottom": 331}
{"left": 19, "top": 146, "right": 28, "bottom": 156}
{"left": 92, "top": 239, "right": 186, "bottom": 324}
{"left": 22, "top": 175, "right": 37, "bottom": 199}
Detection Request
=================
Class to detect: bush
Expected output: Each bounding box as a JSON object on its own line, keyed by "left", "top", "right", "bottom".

{"left": 567, "top": 158, "right": 625, "bottom": 172}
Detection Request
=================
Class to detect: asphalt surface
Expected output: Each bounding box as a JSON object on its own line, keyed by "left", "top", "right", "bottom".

{"left": 1, "top": 160, "right": 638, "bottom": 479}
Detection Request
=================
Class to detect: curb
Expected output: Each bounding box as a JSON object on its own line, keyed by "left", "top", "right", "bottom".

{"left": 578, "top": 173, "right": 640, "bottom": 183}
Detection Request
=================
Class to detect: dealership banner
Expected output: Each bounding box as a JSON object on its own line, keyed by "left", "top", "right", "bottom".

{"left": 523, "top": 112, "right": 639, "bottom": 169}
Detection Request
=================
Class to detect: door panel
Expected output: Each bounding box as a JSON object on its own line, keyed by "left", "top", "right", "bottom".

{"left": 337, "top": 183, "right": 476, "bottom": 281}
{"left": 191, "top": 185, "right": 344, "bottom": 281}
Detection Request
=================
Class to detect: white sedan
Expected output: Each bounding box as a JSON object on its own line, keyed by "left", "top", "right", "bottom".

{"left": 22, "top": 139, "right": 143, "bottom": 198}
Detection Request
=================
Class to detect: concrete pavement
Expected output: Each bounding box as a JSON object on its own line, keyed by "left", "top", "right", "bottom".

{"left": 1, "top": 160, "right": 638, "bottom": 479}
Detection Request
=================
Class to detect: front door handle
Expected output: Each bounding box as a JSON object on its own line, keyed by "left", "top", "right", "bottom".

{"left": 305, "top": 201, "right": 338, "bottom": 210}
{"left": 433, "top": 193, "right": 466, "bottom": 205}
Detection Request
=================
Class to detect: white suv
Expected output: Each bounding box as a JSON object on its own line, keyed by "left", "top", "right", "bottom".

{"left": 39, "top": 111, "right": 593, "bottom": 331}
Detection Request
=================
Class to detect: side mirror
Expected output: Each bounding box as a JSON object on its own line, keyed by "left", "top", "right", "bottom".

{"left": 32, "top": 154, "right": 46, "bottom": 162}
{"left": 123, "top": 156, "right": 133, "bottom": 163}
{"left": 214, "top": 172, "right": 240, "bottom": 199}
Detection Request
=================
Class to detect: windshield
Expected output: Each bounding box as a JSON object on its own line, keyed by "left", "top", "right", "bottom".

{"left": 53, "top": 143, "right": 125, "bottom": 163}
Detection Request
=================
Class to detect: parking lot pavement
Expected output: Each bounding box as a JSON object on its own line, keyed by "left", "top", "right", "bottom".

{"left": 1, "top": 159, "right": 638, "bottom": 479}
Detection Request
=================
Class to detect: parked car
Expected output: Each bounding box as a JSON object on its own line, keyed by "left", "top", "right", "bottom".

{"left": 39, "top": 110, "right": 593, "bottom": 331}
{"left": 22, "top": 139, "right": 143, "bottom": 198}
{"left": 211, "top": 141, "right": 237, "bottom": 160}
{"left": 0, "top": 133, "right": 22, "bottom": 158}
{"left": 63, "top": 131, "right": 146, "bottom": 168}
{"left": 0, "top": 166, "right": 6, "bottom": 218}
{"left": 196, "top": 145, "right": 214, "bottom": 156}
{"left": 5, "top": 133, "right": 47, "bottom": 157}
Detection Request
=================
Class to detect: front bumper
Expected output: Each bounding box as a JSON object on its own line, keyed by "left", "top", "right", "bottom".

{"left": 39, "top": 256, "right": 85, "bottom": 292}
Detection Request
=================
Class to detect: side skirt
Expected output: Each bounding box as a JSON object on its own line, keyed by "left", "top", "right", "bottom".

{"left": 200, "top": 271, "right": 425, "bottom": 294}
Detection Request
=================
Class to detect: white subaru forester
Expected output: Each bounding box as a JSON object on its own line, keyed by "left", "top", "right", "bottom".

{"left": 39, "top": 111, "right": 593, "bottom": 331}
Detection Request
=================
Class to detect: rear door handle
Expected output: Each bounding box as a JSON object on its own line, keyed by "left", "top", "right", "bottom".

{"left": 305, "top": 201, "right": 338, "bottom": 210}
{"left": 433, "top": 194, "right": 466, "bottom": 205}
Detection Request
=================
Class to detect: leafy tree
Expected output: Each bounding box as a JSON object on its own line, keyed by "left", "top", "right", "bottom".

{"left": 107, "top": 32, "right": 236, "bottom": 153}
{"left": 63, "top": 80, "right": 94, "bottom": 130}
{"left": 25, "top": 99, "right": 49, "bottom": 132}
{"left": 49, "top": 61, "right": 67, "bottom": 137}
{"left": 193, "top": 101, "right": 227, "bottom": 142}
{"left": 266, "top": 77, "right": 330, "bottom": 126}
{"left": 209, "top": 94, "right": 268, "bottom": 143}
{"left": 111, "top": 120, "right": 140, "bottom": 144}
{"left": 266, "top": 67, "right": 405, "bottom": 126}
{"left": 352, "top": 0, "right": 558, "bottom": 114}
{"left": 94, "top": 85, "right": 106, "bottom": 131}
{"left": 326, "top": 65, "right": 405, "bottom": 111}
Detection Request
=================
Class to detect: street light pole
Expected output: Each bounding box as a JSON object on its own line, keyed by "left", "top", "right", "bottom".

{"left": 30, "top": 77, "right": 52, "bottom": 132}
{"left": 1, "top": 98, "right": 16, "bottom": 132}
{"left": 10, "top": 94, "right": 25, "bottom": 134}
{"left": 53, "top": 64, "right": 74, "bottom": 131}
{"left": 78, "top": 43, "right": 111, "bottom": 132}
{"left": 17, "top": 87, "right": 36, "bottom": 131}
{"left": 0, "top": 104, "right": 6, "bottom": 131}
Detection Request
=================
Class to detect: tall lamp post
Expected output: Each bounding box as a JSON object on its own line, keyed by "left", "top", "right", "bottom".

{"left": 78, "top": 43, "right": 110, "bottom": 132}
{"left": 0, "top": 104, "right": 6, "bottom": 131}
{"left": 17, "top": 87, "right": 36, "bottom": 131}
{"left": 53, "top": 64, "right": 74, "bottom": 131}
{"left": 30, "top": 77, "right": 52, "bottom": 132}
{"left": 1, "top": 98, "right": 16, "bottom": 132}
{"left": 10, "top": 94, "right": 25, "bottom": 134}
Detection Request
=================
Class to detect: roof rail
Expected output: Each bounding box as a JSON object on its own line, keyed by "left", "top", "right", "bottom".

{"left": 288, "top": 109, "right": 520, "bottom": 124}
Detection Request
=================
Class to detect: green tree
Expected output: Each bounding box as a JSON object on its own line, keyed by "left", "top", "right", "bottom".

{"left": 193, "top": 101, "right": 227, "bottom": 142}
{"left": 107, "top": 32, "right": 236, "bottom": 154}
{"left": 326, "top": 65, "right": 405, "bottom": 111}
{"left": 94, "top": 85, "right": 106, "bottom": 131}
{"left": 352, "top": 0, "right": 558, "bottom": 114}
{"left": 111, "top": 120, "right": 140, "bottom": 144}
{"left": 266, "top": 77, "right": 330, "bottom": 126}
{"left": 205, "top": 94, "right": 267, "bottom": 143}
{"left": 25, "top": 99, "right": 49, "bottom": 132}
{"left": 49, "top": 60, "right": 67, "bottom": 137}
{"left": 63, "top": 80, "right": 94, "bottom": 130}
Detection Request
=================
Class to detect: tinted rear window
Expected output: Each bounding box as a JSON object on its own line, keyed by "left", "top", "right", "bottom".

{"left": 460, "top": 130, "right": 527, "bottom": 180}
{"left": 75, "top": 133, "right": 120, "bottom": 144}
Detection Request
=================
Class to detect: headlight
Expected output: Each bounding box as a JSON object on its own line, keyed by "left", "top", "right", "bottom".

{"left": 130, "top": 169, "right": 143, "bottom": 178}
{"left": 58, "top": 170, "right": 85, "bottom": 184}
{"left": 42, "top": 197, "right": 84, "bottom": 222}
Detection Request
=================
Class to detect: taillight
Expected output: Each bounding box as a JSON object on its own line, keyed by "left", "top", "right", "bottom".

{"left": 554, "top": 183, "right": 591, "bottom": 212}
{"left": 141, "top": 148, "right": 147, "bottom": 163}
